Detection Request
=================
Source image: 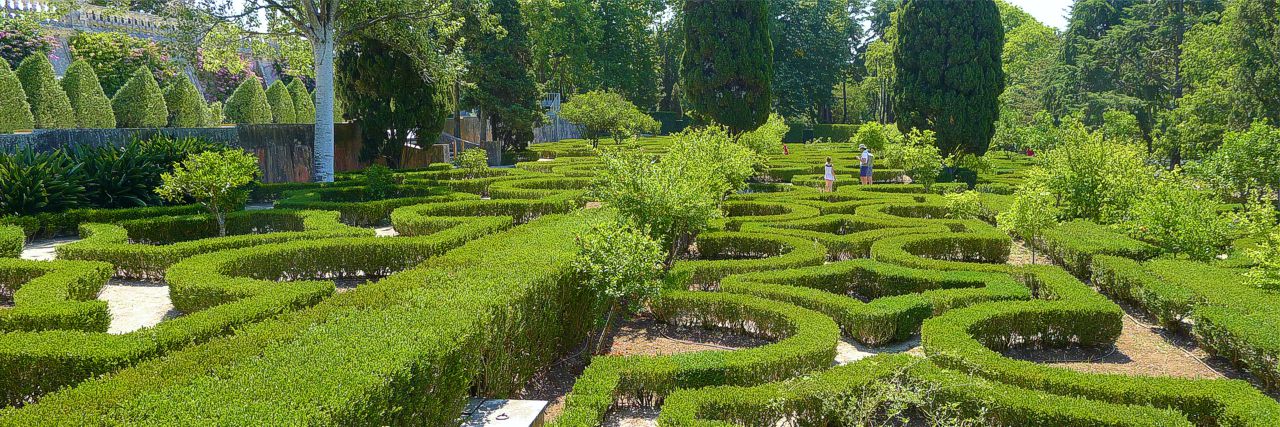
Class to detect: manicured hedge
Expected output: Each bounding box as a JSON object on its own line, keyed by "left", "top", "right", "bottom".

{"left": 0, "top": 204, "right": 205, "bottom": 239}
{"left": 16, "top": 54, "right": 75, "bottom": 129}
{"left": 110, "top": 66, "right": 168, "bottom": 128}
{"left": 273, "top": 185, "right": 475, "bottom": 226}
{"left": 0, "top": 258, "right": 112, "bottom": 333}
{"left": 57, "top": 210, "right": 371, "bottom": 279}
{"left": 223, "top": 78, "right": 271, "bottom": 124}
{"left": 0, "top": 60, "right": 35, "bottom": 133}
{"left": 668, "top": 232, "right": 828, "bottom": 288}
{"left": 1037, "top": 219, "right": 1160, "bottom": 278}
{"left": 0, "top": 224, "right": 22, "bottom": 258}
{"left": 551, "top": 290, "right": 841, "bottom": 426}
{"left": 60, "top": 60, "right": 116, "bottom": 129}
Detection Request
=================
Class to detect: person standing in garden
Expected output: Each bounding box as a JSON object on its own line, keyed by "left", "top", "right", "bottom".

{"left": 859, "top": 144, "right": 874, "bottom": 185}
{"left": 823, "top": 157, "right": 836, "bottom": 192}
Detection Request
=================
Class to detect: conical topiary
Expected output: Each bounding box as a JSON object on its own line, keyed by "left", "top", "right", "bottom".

{"left": 16, "top": 54, "right": 75, "bottom": 129}
{"left": 61, "top": 60, "right": 116, "bottom": 128}
{"left": 164, "top": 77, "right": 207, "bottom": 128}
{"left": 265, "top": 80, "right": 297, "bottom": 124}
{"left": 223, "top": 78, "right": 271, "bottom": 124}
{"left": 111, "top": 67, "right": 168, "bottom": 128}
{"left": 0, "top": 60, "right": 34, "bottom": 133}
{"left": 288, "top": 79, "right": 315, "bottom": 124}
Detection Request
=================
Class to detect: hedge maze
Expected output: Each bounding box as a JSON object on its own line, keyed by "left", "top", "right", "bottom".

{"left": 0, "top": 137, "right": 1277, "bottom": 425}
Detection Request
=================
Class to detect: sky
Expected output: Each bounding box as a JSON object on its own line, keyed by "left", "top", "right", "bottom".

{"left": 1006, "top": 0, "right": 1073, "bottom": 31}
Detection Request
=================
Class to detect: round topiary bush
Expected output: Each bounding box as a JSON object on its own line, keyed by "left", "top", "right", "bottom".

{"left": 265, "top": 80, "right": 297, "bottom": 124}
{"left": 60, "top": 60, "right": 116, "bottom": 129}
{"left": 16, "top": 54, "right": 75, "bottom": 129}
{"left": 288, "top": 79, "right": 315, "bottom": 124}
{"left": 164, "top": 77, "right": 207, "bottom": 128}
{"left": 111, "top": 67, "right": 168, "bottom": 128}
{"left": 0, "top": 60, "right": 34, "bottom": 133}
{"left": 223, "top": 78, "right": 271, "bottom": 124}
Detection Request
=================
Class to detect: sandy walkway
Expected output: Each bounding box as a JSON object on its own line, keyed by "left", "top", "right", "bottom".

{"left": 20, "top": 238, "right": 79, "bottom": 261}
{"left": 98, "top": 280, "right": 179, "bottom": 334}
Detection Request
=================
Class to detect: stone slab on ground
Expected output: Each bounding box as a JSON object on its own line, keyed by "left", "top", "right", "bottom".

{"left": 20, "top": 237, "right": 79, "bottom": 261}
{"left": 99, "top": 280, "right": 178, "bottom": 334}
{"left": 374, "top": 226, "right": 399, "bottom": 237}
{"left": 460, "top": 398, "right": 548, "bottom": 427}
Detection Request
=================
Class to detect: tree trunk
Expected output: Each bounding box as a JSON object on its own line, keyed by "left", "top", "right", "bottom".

{"left": 215, "top": 211, "right": 227, "bottom": 237}
{"left": 311, "top": 26, "right": 337, "bottom": 183}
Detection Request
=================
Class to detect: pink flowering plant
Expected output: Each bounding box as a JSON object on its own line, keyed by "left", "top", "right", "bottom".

{"left": 0, "top": 18, "right": 57, "bottom": 68}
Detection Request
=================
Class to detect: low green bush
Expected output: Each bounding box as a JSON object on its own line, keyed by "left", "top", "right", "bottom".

{"left": 1037, "top": 219, "right": 1161, "bottom": 278}
{"left": 0, "top": 204, "right": 205, "bottom": 239}
{"left": 273, "top": 185, "right": 474, "bottom": 226}
{"left": 1, "top": 224, "right": 23, "bottom": 258}
{"left": 668, "top": 232, "right": 828, "bottom": 288}
{"left": 0, "top": 258, "right": 111, "bottom": 332}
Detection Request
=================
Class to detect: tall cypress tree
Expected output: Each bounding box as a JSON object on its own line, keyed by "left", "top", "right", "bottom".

{"left": 61, "top": 60, "right": 116, "bottom": 128}
{"left": 681, "top": 0, "right": 773, "bottom": 133}
{"left": 894, "top": 0, "right": 1004, "bottom": 156}
{"left": 463, "top": 0, "right": 542, "bottom": 150}
{"left": 0, "top": 61, "right": 34, "bottom": 133}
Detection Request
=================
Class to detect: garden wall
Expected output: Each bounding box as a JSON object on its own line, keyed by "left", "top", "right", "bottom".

{"left": 0, "top": 124, "right": 447, "bottom": 183}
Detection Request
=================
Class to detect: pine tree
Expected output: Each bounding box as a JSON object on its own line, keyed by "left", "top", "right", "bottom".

{"left": 164, "top": 77, "right": 208, "bottom": 128}
{"left": 681, "top": 0, "right": 773, "bottom": 133}
{"left": 16, "top": 54, "right": 75, "bottom": 129}
{"left": 894, "top": 0, "right": 1004, "bottom": 156}
{"left": 288, "top": 79, "right": 315, "bottom": 124}
{"left": 223, "top": 78, "right": 272, "bottom": 124}
{"left": 266, "top": 80, "right": 297, "bottom": 124}
{"left": 0, "top": 60, "right": 34, "bottom": 133}
{"left": 111, "top": 66, "right": 169, "bottom": 128}
{"left": 61, "top": 60, "right": 116, "bottom": 128}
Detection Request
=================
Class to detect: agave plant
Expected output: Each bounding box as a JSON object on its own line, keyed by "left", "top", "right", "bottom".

{"left": 0, "top": 149, "right": 87, "bottom": 216}
{"left": 71, "top": 141, "right": 166, "bottom": 208}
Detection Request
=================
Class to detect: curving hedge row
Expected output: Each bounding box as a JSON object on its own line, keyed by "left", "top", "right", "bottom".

{"left": 668, "top": 231, "right": 828, "bottom": 288}
{"left": 273, "top": 185, "right": 476, "bottom": 226}
{"left": 0, "top": 258, "right": 112, "bottom": 333}
{"left": 0, "top": 204, "right": 205, "bottom": 239}
{"left": 57, "top": 210, "right": 372, "bottom": 279}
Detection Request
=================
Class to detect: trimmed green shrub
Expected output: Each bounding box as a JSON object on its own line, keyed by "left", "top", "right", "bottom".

{"left": 0, "top": 60, "right": 33, "bottom": 133}
{"left": 15, "top": 54, "right": 74, "bottom": 129}
{"left": 0, "top": 258, "right": 112, "bottom": 332}
{"left": 275, "top": 185, "right": 473, "bottom": 226}
{"left": 59, "top": 60, "right": 115, "bottom": 128}
{"left": 223, "top": 78, "right": 271, "bottom": 124}
{"left": 111, "top": 66, "right": 168, "bottom": 128}
{"left": 0, "top": 224, "right": 23, "bottom": 258}
{"left": 163, "top": 77, "right": 207, "bottom": 128}
{"left": 265, "top": 80, "right": 297, "bottom": 124}
{"left": 287, "top": 79, "right": 314, "bottom": 124}
{"left": 0, "top": 204, "right": 204, "bottom": 239}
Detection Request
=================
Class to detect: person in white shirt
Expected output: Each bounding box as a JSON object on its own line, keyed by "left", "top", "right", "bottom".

{"left": 858, "top": 144, "right": 874, "bottom": 185}
{"left": 823, "top": 157, "right": 835, "bottom": 193}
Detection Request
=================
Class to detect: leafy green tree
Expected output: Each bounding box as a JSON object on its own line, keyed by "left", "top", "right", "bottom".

{"left": 997, "top": 176, "right": 1060, "bottom": 264}
{"left": 0, "top": 60, "right": 34, "bottom": 133}
{"left": 999, "top": 9, "right": 1060, "bottom": 125}
{"left": 681, "top": 0, "right": 773, "bottom": 133}
{"left": 164, "top": 77, "right": 208, "bottom": 128}
{"left": 853, "top": 122, "right": 896, "bottom": 151}
{"left": 737, "top": 114, "right": 789, "bottom": 156}
{"left": 61, "top": 60, "right": 116, "bottom": 128}
{"left": 362, "top": 164, "right": 395, "bottom": 200}
{"left": 945, "top": 190, "right": 993, "bottom": 221}
{"left": 593, "top": 126, "right": 757, "bottom": 267}
{"left": 770, "top": 0, "right": 860, "bottom": 122}
{"left": 156, "top": 149, "right": 259, "bottom": 237}
{"left": 889, "top": 128, "right": 943, "bottom": 189}
{"left": 523, "top": 0, "right": 659, "bottom": 107}
{"left": 1202, "top": 122, "right": 1280, "bottom": 208}
{"left": 1248, "top": 229, "right": 1280, "bottom": 290}
{"left": 223, "top": 78, "right": 272, "bottom": 125}
{"left": 266, "top": 80, "right": 298, "bottom": 124}
{"left": 574, "top": 214, "right": 665, "bottom": 354}
{"left": 338, "top": 37, "right": 448, "bottom": 167}
{"left": 559, "top": 90, "right": 658, "bottom": 147}
{"left": 111, "top": 66, "right": 169, "bottom": 128}
{"left": 1101, "top": 110, "right": 1143, "bottom": 145}
{"left": 462, "top": 0, "right": 542, "bottom": 151}
{"left": 1125, "top": 171, "right": 1233, "bottom": 261}
{"left": 206, "top": 101, "right": 225, "bottom": 126}
{"left": 894, "top": 0, "right": 1004, "bottom": 156}
{"left": 16, "top": 54, "right": 75, "bottom": 129}
{"left": 1038, "top": 121, "right": 1155, "bottom": 223}
{"left": 288, "top": 80, "right": 315, "bottom": 125}
{"left": 0, "top": 17, "right": 54, "bottom": 69}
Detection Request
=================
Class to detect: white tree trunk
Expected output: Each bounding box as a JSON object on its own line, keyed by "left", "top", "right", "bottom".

{"left": 311, "top": 25, "right": 337, "bottom": 183}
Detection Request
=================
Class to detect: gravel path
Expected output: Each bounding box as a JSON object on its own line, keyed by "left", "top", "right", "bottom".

{"left": 835, "top": 336, "right": 923, "bottom": 365}
{"left": 98, "top": 280, "right": 179, "bottom": 334}
{"left": 20, "top": 238, "right": 79, "bottom": 261}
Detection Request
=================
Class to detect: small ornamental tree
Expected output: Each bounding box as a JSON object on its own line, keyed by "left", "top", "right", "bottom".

{"left": 997, "top": 175, "right": 1059, "bottom": 264}
{"left": 164, "top": 77, "right": 208, "bottom": 128}
{"left": 454, "top": 148, "right": 489, "bottom": 179}
{"left": 886, "top": 128, "right": 943, "bottom": 189}
{"left": 559, "top": 90, "right": 659, "bottom": 147}
{"left": 288, "top": 79, "right": 315, "bottom": 124}
{"left": 206, "top": 101, "right": 225, "bottom": 126}
{"left": 1203, "top": 122, "right": 1280, "bottom": 209}
{"left": 16, "top": 54, "right": 75, "bottom": 129}
{"left": 265, "top": 80, "right": 297, "bottom": 124}
{"left": 736, "top": 114, "right": 789, "bottom": 156}
{"left": 223, "top": 78, "right": 272, "bottom": 124}
{"left": 1124, "top": 172, "right": 1234, "bottom": 261}
{"left": 61, "top": 60, "right": 116, "bottom": 128}
{"left": 574, "top": 214, "right": 665, "bottom": 354}
{"left": 0, "top": 60, "right": 34, "bottom": 133}
{"left": 111, "top": 67, "right": 169, "bottom": 128}
{"left": 156, "top": 149, "right": 259, "bottom": 237}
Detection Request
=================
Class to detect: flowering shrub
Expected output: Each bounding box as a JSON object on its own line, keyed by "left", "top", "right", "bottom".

{"left": 68, "top": 31, "right": 178, "bottom": 97}
{"left": 0, "top": 18, "right": 56, "bottom": 68}
{"left": 195, "top": 50, "right": 256, "bottom": 102}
